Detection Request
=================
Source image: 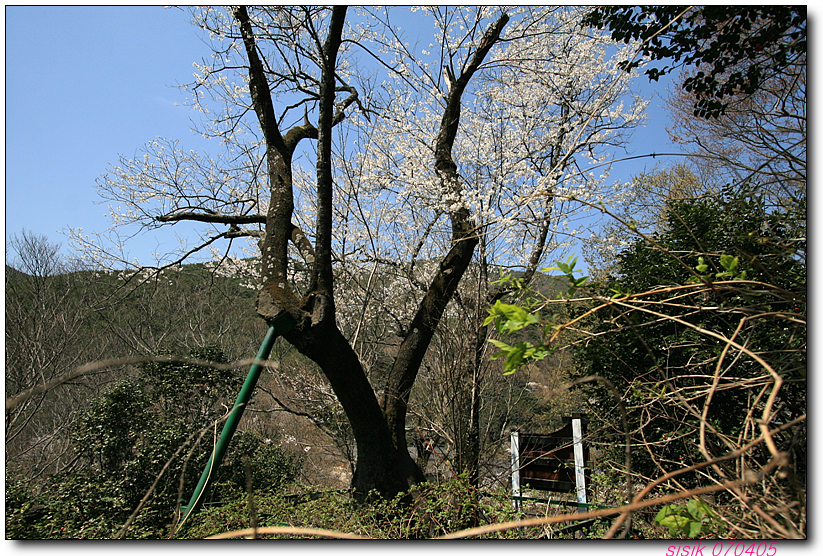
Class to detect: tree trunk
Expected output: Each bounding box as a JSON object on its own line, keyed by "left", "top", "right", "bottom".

{"left": 465, "top": 327, "right": 484, "bottom": 488}
{"left": 284, "top": 315, "right": 414, "bottom": 496}
{"left": 240, "top": 6, "right": 510, "bottom": 498}
{"left": 381, "top": 12, "right": 509, "bottom": 485}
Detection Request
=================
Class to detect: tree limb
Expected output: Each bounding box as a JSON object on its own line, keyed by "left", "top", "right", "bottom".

{"left": 383, "top": 12, "right": 510, "bottom": 463}
{"left": 156, "top": 212, "right": 266, "bottom": 225}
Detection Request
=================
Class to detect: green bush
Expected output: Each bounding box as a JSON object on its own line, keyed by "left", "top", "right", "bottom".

{"left": 5, "top": 346, "right": 302, "bottom": 539}
{"left": 212, "top": 430, "right": 303, "bottom": 500}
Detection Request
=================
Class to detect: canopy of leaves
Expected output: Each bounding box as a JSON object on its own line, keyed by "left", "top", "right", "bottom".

{"left": 584, "top": 6, "right": 806, "bottom": 118}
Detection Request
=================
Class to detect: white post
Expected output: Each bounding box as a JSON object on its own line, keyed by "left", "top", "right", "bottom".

{"left": 572, "top": 417, "right": 587, "bottom": 512}
{"left": 510, "top": 431, "right": 521, "bottom": 512}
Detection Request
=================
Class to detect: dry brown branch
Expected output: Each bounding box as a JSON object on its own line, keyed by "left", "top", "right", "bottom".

{"left": 5, "top": 355, "right": 281, "bottom": 411}
{"left": 206, "top": 526, "right": 367, "bottom": 539}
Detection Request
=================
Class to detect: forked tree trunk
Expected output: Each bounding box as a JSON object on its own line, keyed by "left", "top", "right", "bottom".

{"left": 238, "top": 5, "right": 510, "bottom": 497}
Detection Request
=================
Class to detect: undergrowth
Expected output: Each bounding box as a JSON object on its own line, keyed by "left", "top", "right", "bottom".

{"left": 178, "top": 477, "right": 547, "bottom": 539}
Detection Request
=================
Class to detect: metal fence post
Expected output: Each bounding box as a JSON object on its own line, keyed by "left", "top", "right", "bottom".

{"left": 510, "top": 430, "right": 521, "bottom": 512}
{"left": 572, "top": 416, "right": 587, "bottom": 512}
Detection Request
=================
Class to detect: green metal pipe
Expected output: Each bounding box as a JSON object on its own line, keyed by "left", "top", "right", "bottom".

{"left": 178, "top": 313, "right": 295, "bottom": 530}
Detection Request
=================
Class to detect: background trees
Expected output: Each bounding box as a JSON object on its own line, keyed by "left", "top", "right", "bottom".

{"left": 581, "top": 164, "right": 708, "bottom": 281}
{"left": 579, "top": 190, "right": 805, "bottom": 450}
{"left": 5, "top": 232, "right": 113, "bottom": 480}
{"left": 581, "top": 4, "right": 806, "bottom": 280}
{"left": 6, "top": 349, "right": 302, "bottom": 539}
{"left": 665, "top": 52, "right": 805, "bottom": 219}
{"left": 70, "top": 6, "right": 645, "bottom": 497}
{"left": 578, "top": 189, "right": 805, "bottom": 537}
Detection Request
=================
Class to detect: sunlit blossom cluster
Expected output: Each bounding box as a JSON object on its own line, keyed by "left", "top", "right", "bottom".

{"left": 73, "top": 6, "right": 647, "bottom": 311}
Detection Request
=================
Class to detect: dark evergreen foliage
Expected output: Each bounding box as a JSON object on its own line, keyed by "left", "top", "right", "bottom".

{"left": 584, "top": 6, "right": 806, "bottom": 118}
{"left": 575, "top": 190, "right": 806, "bottom": 485}
{"left": 6, "top": 346, "right": 301, "bottom": 539}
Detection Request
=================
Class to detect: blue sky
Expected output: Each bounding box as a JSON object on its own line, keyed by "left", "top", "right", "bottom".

{"left": 4, "top": 6, "right": 214, "bottom": 264}
{"left": 4, "top": 5, "right": 680, "bottom": 270}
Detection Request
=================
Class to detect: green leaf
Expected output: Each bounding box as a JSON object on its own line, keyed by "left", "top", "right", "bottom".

{"left": 488, "top": 339, "right": 549, "bottom": 375}
{"left": 686, "top": 498, "right": 701, "bottom": 519}
{"left": 484, "top": 300, "right": 540, "bottom": 334}
{"left": 688, "top": 520, "right": 703, "bottom": 538}
{"left": 502, "top": 347, "right": 526, "bottom": 375}
{"left": 543, "top": 255, "right": 581, "bottom": 276}
{"left": 719, "top": 254, "right": 738, "bottom": 273}
{"left": 687, "top": 498, "right": 715, "bottom": 519}
{"left": 488, "top": 338, "right": 513, "bottom": 354}
{"left": 658, "top": 512, "right": 690, "bottom": 533}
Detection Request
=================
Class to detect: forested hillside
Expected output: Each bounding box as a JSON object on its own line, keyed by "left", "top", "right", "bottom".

{"left": 6, "top": 242, "right": 579, "bottom": 538}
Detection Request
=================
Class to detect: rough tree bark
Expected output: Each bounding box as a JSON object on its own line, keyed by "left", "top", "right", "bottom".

{"left": 379, "top": 12, "right": 509, "bottom": 488}
{"left": 235, "top": 6, "right": 510, "bottom": 497}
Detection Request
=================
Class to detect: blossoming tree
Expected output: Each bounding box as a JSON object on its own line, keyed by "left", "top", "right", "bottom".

{"left": 76, "top": 6, "right": 645, "bottom": 496}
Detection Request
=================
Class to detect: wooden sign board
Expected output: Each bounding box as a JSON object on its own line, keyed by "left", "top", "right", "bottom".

{"left": 511, "top": 414, "right": 589, "bottom": 510}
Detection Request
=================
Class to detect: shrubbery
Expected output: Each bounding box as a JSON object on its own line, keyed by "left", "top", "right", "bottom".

{"left": 179, "top": 476, "right": 542, "bottom": 539}
{"left": 6, "top": 347, "right": 302, "bottom": 539}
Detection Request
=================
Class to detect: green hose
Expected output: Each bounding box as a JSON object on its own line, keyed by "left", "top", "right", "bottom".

{"left": 177, "top": 312, "right": 296, "bottom": 531}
